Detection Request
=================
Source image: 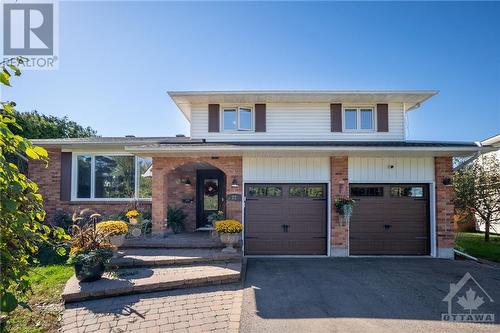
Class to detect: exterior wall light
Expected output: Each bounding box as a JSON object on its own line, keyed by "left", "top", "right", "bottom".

{"left": 231, "top": 177, "right": 239, "bottom": 188}
{"left": 442, "top": 177, "right": 453, "bottom": 186}
{"left": 181, "top": 178, "right": 192, "bottom": 186}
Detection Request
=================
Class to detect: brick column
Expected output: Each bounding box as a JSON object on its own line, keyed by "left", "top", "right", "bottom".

{"left": 435, "top": 156, "right": 455, "bottom": 259}
{"left": 151, "top": 157, "right": 168, "bottom": 235}
{"left": 331, "top": 156, "right": 349, "bottom": 256}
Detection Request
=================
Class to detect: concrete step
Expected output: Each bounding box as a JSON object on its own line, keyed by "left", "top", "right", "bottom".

{"left": 110, "top": 248, "right": 241, "bottom": 268}
{"left": 62, "top": 262, "right": 241, "bottom": 303}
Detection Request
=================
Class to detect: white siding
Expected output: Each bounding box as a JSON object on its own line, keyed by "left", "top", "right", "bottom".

{"left": 243, "top": 157, "right": 330, "bottom": 182}
{"left": 191, "top": 103, "right": 405, "bottom": 142}
{"left": 349, "top": 157, "right": 435, "bottom": 183}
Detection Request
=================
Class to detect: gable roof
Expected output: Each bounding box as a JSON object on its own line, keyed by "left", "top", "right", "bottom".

{"left": 168, "top": 90, "right": 438, "bottom": 122}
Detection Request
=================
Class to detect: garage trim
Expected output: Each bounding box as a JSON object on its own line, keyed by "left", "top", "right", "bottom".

{"left": 242, "top": 180, "right": 331, "bottom": 257}
{"left": 348, "top": 181, "right": 436, "bottom": 257}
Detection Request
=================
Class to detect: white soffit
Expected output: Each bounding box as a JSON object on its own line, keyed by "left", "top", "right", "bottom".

{"left": 168, "top": 90, "right": 439, "bottom": 121}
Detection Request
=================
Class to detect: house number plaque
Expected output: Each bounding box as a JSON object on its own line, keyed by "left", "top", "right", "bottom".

{"left": 227, "top": 194, "right": 242, "bottom": 202}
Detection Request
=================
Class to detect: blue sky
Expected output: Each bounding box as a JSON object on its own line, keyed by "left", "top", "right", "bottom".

{"left": 2, "top": 1, "right": 499, "bottom": 141}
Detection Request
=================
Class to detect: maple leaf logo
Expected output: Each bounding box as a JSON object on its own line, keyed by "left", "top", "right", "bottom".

{"left": 457, "top": 288, "right": 485, "bottom": 313}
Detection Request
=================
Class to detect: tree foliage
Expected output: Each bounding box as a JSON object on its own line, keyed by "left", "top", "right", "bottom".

{"left": 0, "top": 57, "right": 69, "bottom": 314}
{"left": 454, "top": 155, "right": 500, "bottom": 241}
{"left": 12, "top": 110, "right": 96, "bottom": 139}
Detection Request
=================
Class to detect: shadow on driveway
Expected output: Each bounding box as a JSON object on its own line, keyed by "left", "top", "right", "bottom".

{"left": 241, "top": 258, "right": 500, "bottom": 333}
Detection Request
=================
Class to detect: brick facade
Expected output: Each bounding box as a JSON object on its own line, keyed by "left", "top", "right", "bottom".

{"left": 434, "top": 156, "right": 455, "bottom": 258}
{"left": 28, "top": 148, "right": 151, "bottom": 224}
{"left": 330, "top": 156, "right": 349, "bottom": 256}
{"left": 152, "top": 156, "right": 243, "bottom": 234}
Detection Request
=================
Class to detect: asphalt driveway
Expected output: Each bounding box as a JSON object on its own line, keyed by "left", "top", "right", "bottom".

{"left": 240, "top": 258, "right": 500, "bottom": 333}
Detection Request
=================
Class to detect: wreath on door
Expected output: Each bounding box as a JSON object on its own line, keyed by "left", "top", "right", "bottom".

{"left": 204, "top": 181, "right": 218, "bottom": 196}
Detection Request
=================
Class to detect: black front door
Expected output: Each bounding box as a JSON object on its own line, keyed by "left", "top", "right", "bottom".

{"left": 196, "top": 170, "right": 225, "bottom": 228}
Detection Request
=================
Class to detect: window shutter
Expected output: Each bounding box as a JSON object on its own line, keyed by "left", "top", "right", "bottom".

{"left": 60, "top": 152, "right": 72, "bottom": 201}
{"left": 208, "top": 104, "right": 220, "bottom": 132}
{"left": 330, "top": 103, "right": 342, "bottom": 132}
{"left": 255, "top": 104, "right": 266, "bottom": 132}
{"left": 377, "top": 103, "right": 389, "bottom": 132}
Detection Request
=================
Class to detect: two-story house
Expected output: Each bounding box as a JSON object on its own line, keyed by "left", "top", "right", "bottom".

{"left": 30, "top": 90, "right": 494, "bottom": 259}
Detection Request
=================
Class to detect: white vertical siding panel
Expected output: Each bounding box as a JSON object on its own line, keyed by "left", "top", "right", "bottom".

{"left": 243, "top": 157, "right": 330, "bottom": 182}
{"left": 348, "top": 157, "right": 435, "bottom": 183}
{"left": 191, "top": 103, "right": 405, "bottom": 142}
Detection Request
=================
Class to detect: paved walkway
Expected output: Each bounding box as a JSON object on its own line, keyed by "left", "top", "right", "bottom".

{"left": 62, "top": 284, "right": 243, "bottom": 333}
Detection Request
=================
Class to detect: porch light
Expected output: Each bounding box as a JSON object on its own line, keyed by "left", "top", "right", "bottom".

{"left": 231, "top": 177, "right": 239, "bottom": 188}
{"left": 182, "top": 178, "right": 192, "bottom": 186}
{"left": 442, "top": 177, "right": 453, "bottom": 186}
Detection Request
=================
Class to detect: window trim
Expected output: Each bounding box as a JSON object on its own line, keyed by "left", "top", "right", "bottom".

{"left": 71, "top": 153, "right": 152, "bottom": 201}
{"left": 221, "top": 106, "right": 254, "bottom": 132}
{"left": 342, "top": 106, "right": 376, "bottom": 132}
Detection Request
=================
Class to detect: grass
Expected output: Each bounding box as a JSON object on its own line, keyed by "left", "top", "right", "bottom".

{"left": 4, "top": 265, "right": 74, "bottom": 333}
{"left": 455, "top": 232, "right": 500, "bottom": 263}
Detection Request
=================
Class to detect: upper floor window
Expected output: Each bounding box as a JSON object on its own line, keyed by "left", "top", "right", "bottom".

{"left": 344, "top": 107, "right": 375, "bottom": 131}
{"left": 74, "top": 154, "right": 152, "bottom": 200}
{"left": 223, "top": 107, "right": 253, "bottom": 131}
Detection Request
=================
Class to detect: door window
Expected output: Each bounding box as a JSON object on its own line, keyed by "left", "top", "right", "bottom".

{"left": 204, "top": 179, "right": 219, "bottom": 210}
{"left": 247, "top": 185, "right": 282, "bottom": 197}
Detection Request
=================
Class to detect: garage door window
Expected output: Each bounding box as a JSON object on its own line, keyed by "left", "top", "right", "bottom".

{"left": 248, "top": 185, "right": 282, "bottom": 198}
{"left": 390, "top": 186, "right": 424, "bottom": 198}
{"left": 350, "top": 187, "right": 384, "bottom": 197}
{"left": 289, "top": 186, "right": 324, "bottom": 198}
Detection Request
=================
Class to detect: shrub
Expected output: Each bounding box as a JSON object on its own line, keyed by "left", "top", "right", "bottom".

{"left": 215, "top": 220, "right": 243, "bottom": 234}
{"left": 96, "top": 221, "right": 128, "bottom": 236}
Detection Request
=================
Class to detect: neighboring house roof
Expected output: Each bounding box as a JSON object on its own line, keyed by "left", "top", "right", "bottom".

{"left": 168, "top": 90, "right": 439, "bottom": 121}
{"left": 481, "top": 134, "right": 500, "bottom": 147}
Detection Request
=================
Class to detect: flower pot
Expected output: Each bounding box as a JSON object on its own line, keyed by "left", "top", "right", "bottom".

{"left": 128, "top": 217, "right": 138, "bottom": 224}
{"left": 74, "top": 262, "right": 105, "bottom": 282}
{"left": 219, "top": 233, "right": 241, "bottom": 253}
{"left": 109, "top": 234, "right": 126, "bottom": 247}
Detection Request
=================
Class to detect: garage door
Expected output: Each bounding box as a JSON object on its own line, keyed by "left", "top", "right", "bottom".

{"left": 244, "top": 184, "right": 327, "bottom": 255}
{"left": 349, "top": 184, "right": 429, "bottom": 255}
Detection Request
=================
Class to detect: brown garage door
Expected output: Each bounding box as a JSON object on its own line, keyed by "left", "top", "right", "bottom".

{"left": 244, "top": 184, "right": 327, "bottom": 255}
{"left": 349, "top": 184, "right": 429, "bottom": 255}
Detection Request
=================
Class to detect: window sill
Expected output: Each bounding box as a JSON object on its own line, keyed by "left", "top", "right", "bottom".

{"left": 66, "top": 199, "right": 152, "bottom": 204}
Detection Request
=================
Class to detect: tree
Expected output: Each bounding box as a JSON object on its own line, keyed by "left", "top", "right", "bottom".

{"left": 0, "top": 57, "right": 68, "bottom": 314}
{"left": 12, "top": 110, "right": 96, "bottom": 139}
{"left": 454, "top": 155, "right": 500, "bottom": 242}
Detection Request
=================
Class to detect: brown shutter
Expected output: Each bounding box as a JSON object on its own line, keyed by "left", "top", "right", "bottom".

{"left": 208, "top": 104, "right": 220, "bottom": 132}
{"left": 330, "top": 103, "right": 342, "bottom": 132}
{"left": 377, "top": 103, "right": 389, "bottom": 132}
{"left": 60, "top": 152, "right": 72, "bottom": 201}
{"left": 255, "top": 104, "right": 266, "bottom": 132}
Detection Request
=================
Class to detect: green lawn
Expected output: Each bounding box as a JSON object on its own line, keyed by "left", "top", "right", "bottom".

{"left": 4, "top": 265, "right": 73, "bottom": 333}
{"left": 455, "top": 232, "right": 500, "bottom": 263}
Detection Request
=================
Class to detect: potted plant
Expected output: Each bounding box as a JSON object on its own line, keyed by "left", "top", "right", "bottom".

{"left": 215, "top": 220, "right": 242, "bottom": 253}
{"left": 96, "top": 220, "right": 128, "bottom": 247}
{"left": 334, "top": 197, "right": 356, "bottom": 223}
{"left": 125, "top": 209, "right": 140, "bottom": 224}
{"left": 67, "top": 224, "right": 114, "bottom": 282}
{"left": 167, "top": 206, "right": 187, "bottom": 234}
{"left": 207, "top": 210, "right": 225, "bottom": 228}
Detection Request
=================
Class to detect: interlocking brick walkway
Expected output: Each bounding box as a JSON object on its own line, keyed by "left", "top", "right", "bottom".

{"left": 62, "top": 284, "right": 243, "bottom": 333}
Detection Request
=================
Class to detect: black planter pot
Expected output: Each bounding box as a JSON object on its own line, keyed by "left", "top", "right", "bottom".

{"left": 74, "top": 262, "right": 105, "bottom": 282}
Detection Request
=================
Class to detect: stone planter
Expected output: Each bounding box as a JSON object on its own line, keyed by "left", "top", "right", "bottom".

{"left": 109, "top": 234, "right": 126, "bottom": 247}
{"left": 219, "top": 233, "right": 241, "bottom": 253}
{"left": 74, "top": 262, "right": 105, "bottom": 282}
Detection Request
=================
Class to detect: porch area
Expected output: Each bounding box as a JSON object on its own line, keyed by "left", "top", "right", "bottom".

{"left": 150, "top": 156, "right": 243, "bottom": 235}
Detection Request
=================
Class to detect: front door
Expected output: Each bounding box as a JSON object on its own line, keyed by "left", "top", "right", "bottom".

{"left": 196, "top": 170, "right": 225, "bottom": 228}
